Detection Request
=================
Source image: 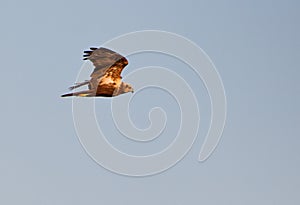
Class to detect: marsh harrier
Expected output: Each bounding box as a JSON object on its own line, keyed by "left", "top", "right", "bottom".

{"left": 61, "top": 47, "right": 133, "bottom": 97}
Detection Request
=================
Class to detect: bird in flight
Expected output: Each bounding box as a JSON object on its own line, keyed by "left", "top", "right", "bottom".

{"left": 61, "top": 47, "right": 134, "bottom": 97}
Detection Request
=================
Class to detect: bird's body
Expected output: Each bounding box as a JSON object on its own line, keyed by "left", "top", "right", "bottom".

{"left": 61, "top": 47, "right": 133, "bottom": 97}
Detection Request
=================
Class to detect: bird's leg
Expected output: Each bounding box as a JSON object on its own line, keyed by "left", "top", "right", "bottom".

{"left": 69, "top": 80, "right": 90, "bottom": 90}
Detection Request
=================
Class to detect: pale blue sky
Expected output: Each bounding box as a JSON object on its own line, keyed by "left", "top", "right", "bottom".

{"left": 0, "top": 0, "right": 299, "bottom": 204}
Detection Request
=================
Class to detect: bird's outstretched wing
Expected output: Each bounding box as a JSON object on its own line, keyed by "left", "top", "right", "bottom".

{"left": 83, "top": 47, "right": 128, "bottom": 80}
{"left": 61, "top": 47, "right": 129, "bottom": 97}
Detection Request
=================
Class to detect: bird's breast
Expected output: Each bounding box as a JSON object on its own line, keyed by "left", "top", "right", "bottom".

{"left": 99, "top": 76, "right": 121, "bottom": 87}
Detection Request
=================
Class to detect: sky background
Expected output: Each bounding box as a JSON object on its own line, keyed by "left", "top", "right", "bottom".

{"left": 1, "top": 0, "right": 299, "bottom": 204}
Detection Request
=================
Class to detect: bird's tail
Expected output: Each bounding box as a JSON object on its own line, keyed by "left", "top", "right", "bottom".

{"left": 61, "top": 90, "right": 95, "bottom": 97}
{"left": 68, "top": 80, "right": 90, "bottom": 90}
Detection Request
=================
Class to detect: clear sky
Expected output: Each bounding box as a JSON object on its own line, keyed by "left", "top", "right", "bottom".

{"left": 1, "top": 0, "right": 299, "bottom": 204}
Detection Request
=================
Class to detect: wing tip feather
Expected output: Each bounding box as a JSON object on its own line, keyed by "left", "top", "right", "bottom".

{"left": 84, "top": 50, "right": 93, "bottom": 54}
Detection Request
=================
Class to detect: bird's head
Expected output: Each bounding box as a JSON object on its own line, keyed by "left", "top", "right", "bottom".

{"left": 122, "top": 82, "right": 134, "bottom": 93}
{"left": 125, "top": 83, "right": 134, "bottom": 93}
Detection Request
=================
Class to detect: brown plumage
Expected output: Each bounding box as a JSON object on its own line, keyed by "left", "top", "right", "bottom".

{"left": 61, "top": 47, "right": 134, "bottom": 97}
